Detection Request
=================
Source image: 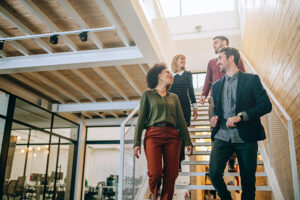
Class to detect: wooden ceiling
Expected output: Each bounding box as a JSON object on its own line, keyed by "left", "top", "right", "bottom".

{"left": 0, "top": 0, "right": 150, "bottom": 120}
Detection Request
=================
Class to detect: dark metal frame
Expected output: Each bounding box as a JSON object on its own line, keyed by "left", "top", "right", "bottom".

{"left": 0, "top": 89, "right": 80, "bottom": 200}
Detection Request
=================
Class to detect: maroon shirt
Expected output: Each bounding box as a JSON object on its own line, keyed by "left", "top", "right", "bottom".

{"left": 201, "top": 58, "right": 245, "bottom": 97}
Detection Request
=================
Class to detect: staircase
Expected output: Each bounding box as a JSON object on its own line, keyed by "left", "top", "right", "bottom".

{"left": 173, "top": 91, "right": 272, "bottom": 199}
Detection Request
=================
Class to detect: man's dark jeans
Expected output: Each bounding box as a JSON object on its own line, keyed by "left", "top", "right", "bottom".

{"left": 209, "top": 139, "right": 258, "bottom": 200}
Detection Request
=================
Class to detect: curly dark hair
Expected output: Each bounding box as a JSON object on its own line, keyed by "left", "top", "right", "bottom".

{"left": 218, "top": 47, "right": 240, "bottom": 66}
{"left": 146, "top": 63, "right": 167, "bottom": 89}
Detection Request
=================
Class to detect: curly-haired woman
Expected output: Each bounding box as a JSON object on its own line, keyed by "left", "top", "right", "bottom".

{"left": 134, "top": 63, "right": 193, "bottom": 200}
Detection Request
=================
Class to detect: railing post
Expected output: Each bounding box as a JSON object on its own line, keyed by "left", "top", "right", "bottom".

{"left": 118, "top": 123, "right": 125, "bottom": 200}
{"left": 118, "top": 105, "right": 140, "bottom": 200}
{"left": 287, "top": 120, "right": 300, "bottom": 200}
{"left": 132, "top": 154, "right": 136, "bottom": 199}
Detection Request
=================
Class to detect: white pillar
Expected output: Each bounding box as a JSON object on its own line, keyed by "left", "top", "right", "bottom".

{"left": 74, "top": 118, "right": 86, "bottom": 200}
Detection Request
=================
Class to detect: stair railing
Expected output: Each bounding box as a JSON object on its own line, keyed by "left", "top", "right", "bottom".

{"left": 118, "top": 104, "right": 148, "bottom": 200}
{"left": 240, "top": 52, "right": 299, "bottom": 200}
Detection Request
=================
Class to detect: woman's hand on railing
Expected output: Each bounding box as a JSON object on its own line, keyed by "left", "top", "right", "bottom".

{"left": 186, "top": 145, "right": 193, "bottom": 157}
{"left": 134, "top": 146, "right": 141, "bottom": 159}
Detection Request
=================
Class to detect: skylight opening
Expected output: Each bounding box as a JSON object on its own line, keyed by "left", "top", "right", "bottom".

{"left": 159, "top": 0, "right": 235, "bottom": 18}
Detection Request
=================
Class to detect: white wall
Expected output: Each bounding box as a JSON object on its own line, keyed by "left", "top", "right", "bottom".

{"left": 85, "top": 148, "right": 119, "bottom": 186}
{"left": 166, "top": 11, "right": 239, "bottom": 35}
{"left": 173, "top": 34, "right": 241, "bottom": 72}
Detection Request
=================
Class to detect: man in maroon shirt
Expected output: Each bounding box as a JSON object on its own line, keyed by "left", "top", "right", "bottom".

{"left": 200, "top": 36, "right": 245, "bottom": 107}
{"left": 200, "top": 36, "right": 245, "bottom": 172}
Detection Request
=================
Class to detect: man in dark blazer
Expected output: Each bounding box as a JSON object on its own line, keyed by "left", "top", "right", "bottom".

{"left": 209, "top": 47, "right": 272, "bottom": 200}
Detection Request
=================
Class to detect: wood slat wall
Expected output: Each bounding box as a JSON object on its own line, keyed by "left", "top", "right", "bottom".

{"left": 240, "top": 0, "right": 300, "bottom": 189}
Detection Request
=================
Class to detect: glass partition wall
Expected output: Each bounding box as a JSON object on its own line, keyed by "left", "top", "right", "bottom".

{"left": 0, "top": 90, "right": 79, "bottom": 200}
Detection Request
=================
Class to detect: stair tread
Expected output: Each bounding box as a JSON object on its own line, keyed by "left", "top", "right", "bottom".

{"left": 178, "top": 172, "right": 267, "bottom": 176}
{"left": 188, "top": 128, "right": 211, "bottom": 132}
{"left": 190, "top": 121, "right": 210, "bottom": 126}
{"left": 185, "top": 151, "right": 261, "bottom": 155}
{"left": 182, "top": 160, "right": 264, "bottom": 165}
{"left": 175, "top": 185, "right": 272, "bottom": 191}
{"left": 192, "top": 142, "right": 211, "bottom": 146}
{"left": 190, "top": 135, "right": 211, "bottom": 139}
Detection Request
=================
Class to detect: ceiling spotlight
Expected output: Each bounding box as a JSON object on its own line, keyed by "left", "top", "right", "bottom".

{"left": 50, "top": 35, "right": 59, "bottom": 45}
{"left": 0, "top": 41, "right": 4, "bottom": 50}
{"left": 79, "top": 31, "right": 88, "bottom": 42}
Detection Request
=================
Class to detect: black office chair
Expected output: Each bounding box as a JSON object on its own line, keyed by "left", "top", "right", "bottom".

{"left": 7, "top": 180, "right": 18, "bottom": 199}
{"left": 15, "top": 176, "right": 26, "bottom": 199}
{"left": 2, "top": 180, "right": 9, "bottom": 200}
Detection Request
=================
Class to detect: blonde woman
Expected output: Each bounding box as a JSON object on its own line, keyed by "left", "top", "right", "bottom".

{"left": 169, "top": 54, "right": 198, "bottom": 171}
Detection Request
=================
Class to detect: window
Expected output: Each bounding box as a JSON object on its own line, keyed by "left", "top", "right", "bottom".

{"left": 1, "top": 92, "right": 79, "bottom": 200}
{"left": 159, "top": 0, "right": 235, "bottom": 17}
{"left": 181, "top": 0, "right": 235, "bottom": 16}
{"left": 193, "top": 73, "right": 206, "bottom": 89}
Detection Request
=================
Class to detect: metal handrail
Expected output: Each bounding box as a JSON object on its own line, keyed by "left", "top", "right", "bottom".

{"left": 240, "top": 52, "right": 299, "bottom": 200}
{"left": 117, "top": 105, "right": 140, "bottom": 200}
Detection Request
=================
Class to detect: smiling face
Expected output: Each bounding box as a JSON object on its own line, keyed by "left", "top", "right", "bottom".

{"left": 217, "top": 51, "right": 231, "bottom": 73}
{"left": 175, "top": 56, "right": 186, "bottom": 71}
{"left": 158, "top": 69, "right": 174, "bottom": 86}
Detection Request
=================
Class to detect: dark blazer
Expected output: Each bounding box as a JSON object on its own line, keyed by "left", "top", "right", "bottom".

{"left": 211, "top": 71, "right": 272, "bottom": 142}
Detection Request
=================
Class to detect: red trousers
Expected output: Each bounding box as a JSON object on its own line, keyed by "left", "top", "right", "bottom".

{"left": 144, "top": 126, "right": 180, "bottom": 200}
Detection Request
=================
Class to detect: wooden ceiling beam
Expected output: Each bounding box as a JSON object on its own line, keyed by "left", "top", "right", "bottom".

{"left": 57, "top": 0, "right": 104, "bottom": 49}
{"left": 0, "top": 51, "right": 7, "bottom": 58}
{"left": 108, "top": 111, "right": 119, "bottom": 118}
{"left": 21, "top": 0, "right": 78, "bottom": 51}
{"left": 92, "top": 67, "right": 129, "bottom": 101}
{"left": 48, "top": 70, "right": 96, "bottom": 102}
{"left": 95, "top": 0, "right": 129, "bottom": 47}
{"left": 71, "top": 69, "right": 112, "bottom": 102}
{"left": 138, "top": 64, "right": 147, "bottom": 76}
{"left": 28, "top": 72, "right": 80, "bottom": 103}
{"left": 81, "top": 112, "right": 93, "bottom": 119}
{"left": 0, "top": 4, "right": 54, "bottom": 54}
{"left": 115, "top": 65, "right": 142, "bottom": 96}
{"left": 0, "top": 30, "right": 30, "bottom": 56}
{"left": 9, "top": 74, "right": 65, "bottom": 103}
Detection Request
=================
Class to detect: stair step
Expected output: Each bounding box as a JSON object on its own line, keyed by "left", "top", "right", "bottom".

{"left": 190, "top": 135, "right": 211, "bottom": 139}
{"left": 175, "top": 185, "right": 272, "bottom": 191}
{"left": 186, "top": 151, "right": 211, "bottom": 155}
{"left": 190, "top": 121, "right": 210, "bottom": 126}
{"left": 193, "top": 116, "right": 209, "bottom": 121}
{"left": 197, "top": 107, "right": 209, "bottom": 111}
{"left": 197, "top": 104, "right": 209, "bottom": 107}
{"left": 178, "top": 172, "right": 267, "bottom": 176}
{"left": 185, "top": 151, "right": 261, "bottom": 155}
{"left": 192, "top": 142, "right": 211, "bottom": 146}
{"left": 188, "top": 128, "right": 211, "bottom": 132}
{"left": 182, "top": 160, "right": 264, "bottom": 165}
{"left": 197, "top": 111, "right": 209, "bottom": 116}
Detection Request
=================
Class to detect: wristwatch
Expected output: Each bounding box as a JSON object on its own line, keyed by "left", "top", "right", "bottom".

{"left": 237, "top": 112, "right": 244, "bottom": 121}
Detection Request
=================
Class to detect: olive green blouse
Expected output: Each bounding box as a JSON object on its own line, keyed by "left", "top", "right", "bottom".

{"left": 134, "top": 89, "right": 192, "bottom": 147}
